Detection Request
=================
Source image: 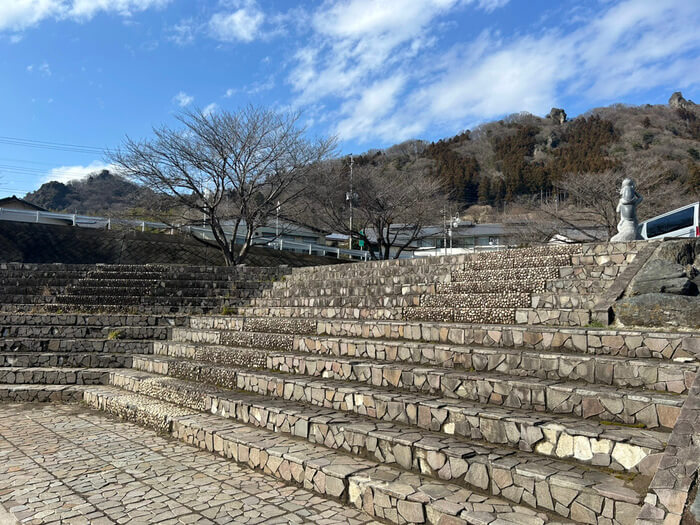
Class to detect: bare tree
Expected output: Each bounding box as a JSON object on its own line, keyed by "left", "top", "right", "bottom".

{"left": 108, "top": 106, "right": 335, "bottom": 265}
{"left": 302, "top": 158, "right": 446, "bottom": 259}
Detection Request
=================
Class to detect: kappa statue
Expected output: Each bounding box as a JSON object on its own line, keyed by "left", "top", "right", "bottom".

{"left": 610, "top": 178, "right": 643, "bottom": 242}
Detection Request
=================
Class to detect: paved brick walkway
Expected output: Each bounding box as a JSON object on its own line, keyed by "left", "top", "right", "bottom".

{"left": 0, "top": 403, "right": 379, "bottom": 525}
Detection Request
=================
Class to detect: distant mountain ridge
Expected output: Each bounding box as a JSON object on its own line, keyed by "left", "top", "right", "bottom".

{"left": 24, "top": 93, "right": 700, "bottom": 217}
{"left": 24, "top": 170, "right": 152, "bottom": 216}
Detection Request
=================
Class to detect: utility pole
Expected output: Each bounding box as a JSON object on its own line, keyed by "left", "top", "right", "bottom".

{"left": 276, "top": 200, "right": 280, "bottom": 246}
{"left": 442, "top": 206, "right": 447, "bottom": 256}
{"left": 347, "top": 154, "right": 354, "bottom": 251}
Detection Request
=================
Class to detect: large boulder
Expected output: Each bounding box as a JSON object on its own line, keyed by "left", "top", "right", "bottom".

{"left": 654, "top": 239, "right": 700, "bottom": 266}
{"left": 628, "top": 259, "right": 698, "bottom": 296}
{"left": 614, "top": 293, "right": 700, "bottom": 328}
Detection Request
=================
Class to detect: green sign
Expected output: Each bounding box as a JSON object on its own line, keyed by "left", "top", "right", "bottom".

{"left": 358, "top": 231, "right": 365, "bottom": 248}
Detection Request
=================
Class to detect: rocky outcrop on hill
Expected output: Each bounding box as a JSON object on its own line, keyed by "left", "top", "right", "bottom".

{"left": 546, "top": 107, "right": 567, "bottom": 124}
{"left": 669, "top": 91, "right": 696, "bottom": 110}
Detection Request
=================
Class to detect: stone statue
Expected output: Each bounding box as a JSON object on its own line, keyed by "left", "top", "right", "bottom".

{"left": 610, "top": 178, "right": 643, "bottom": 242}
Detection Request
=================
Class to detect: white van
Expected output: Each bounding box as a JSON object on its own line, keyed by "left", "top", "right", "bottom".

{"left": 640, "top": 202, "right": 699, "bottom": 239}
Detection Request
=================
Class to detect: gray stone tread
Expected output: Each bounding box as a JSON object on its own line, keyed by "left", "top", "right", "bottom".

{"left": 107, "top": 368, "right": 649, "bottom": 517}
{"left": 189, "top": 314, "right": 700, "bottom": 338}
{"left": 141, "top": 353, "right": 687, "bottom": 408}
{"left": 0, "top": 313, "right": 185, "bottom": 325}
{"left": 111, "top": 367, "right": 670, "bottom": 451}
{"left": 0, "top": 367, "right": 119, "bottom": 385}
{"left": 124, "top": 358, "right": 670, "bottom": 450}
{"left": 160, "top": 337, "right": 698, "bottom": 393}
{"left": 0, "top": 338, "right": 153, "bottom": 354}
{"left": 0, "top": 352, "right": 146, "bottom": 367}
{"left": 85, "top": 384, "right": 559, "bottom": 524}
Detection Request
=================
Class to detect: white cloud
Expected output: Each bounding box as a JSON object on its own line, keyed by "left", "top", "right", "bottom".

{"left": 173, "top": 91, "right": 194, "bottom": 107}
{"left": 288, "top": 0, "right": 508, "bottom": 105}
{"left": 168, "top": 18, "right": 195, "bottom": 46}
{"left": 290, "top": 0, "right": 700, "bottom": 143}
{"left": 202, "top": 102, "right": 218, "bottom": 116}
{"left": 477, "top": 0, "right": 510, "bottom": 13}
{"left": 209, "top": 1, "right": 264, "bottom": 43}
{"left": 0, "top": 0, "right": 63, "bottom": 32}
{"left": 26, "top": 61, "right": 51, "bottom": 76}
{"left": 68, "top": 0, "right": 170, "bottom": 19}
{"left": 246, "top": 77, "right": 274, "bottom": 94}
{"left": 0, "top": 0, "right": 171, "bottom": 32}
{"left": 43, "top": 161, "right": 114, "bottom": 184}
{"left": 224, "top": 88, "right": 236, "bottom": 98}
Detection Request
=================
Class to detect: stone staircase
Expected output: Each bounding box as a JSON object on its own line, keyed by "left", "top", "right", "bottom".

{"left": 0, "top": 262, "right": 285, "bottom": 313}
{"left": 1, "top": 241, "right": 698, "bottom": 525}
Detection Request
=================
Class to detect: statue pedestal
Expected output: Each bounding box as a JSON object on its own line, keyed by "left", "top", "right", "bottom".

{"left": 611, "top": 223, "right": 639, "bottom": 242}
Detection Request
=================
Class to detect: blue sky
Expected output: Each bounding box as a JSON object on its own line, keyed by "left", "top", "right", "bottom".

{"left": 0, "top": 0, "right": 699, "bottom": 198}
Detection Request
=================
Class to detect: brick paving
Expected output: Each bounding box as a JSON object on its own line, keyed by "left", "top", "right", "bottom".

{"left": 0, "top": 403, "right": 379, "bottom": 525}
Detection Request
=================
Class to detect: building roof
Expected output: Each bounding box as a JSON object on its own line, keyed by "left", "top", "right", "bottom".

{"left": 0, "top": 196, "right": 47, "bottom": 212}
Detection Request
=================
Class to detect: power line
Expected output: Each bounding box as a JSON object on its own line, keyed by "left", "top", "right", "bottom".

{"left": 0, "top": 157, "right": 66, "bottom": 166}
{"left": 0, "top": 135, "right": 106, "bottom": 155}
{"left": 0, "top": 164, "right": 108, "bottom": 176}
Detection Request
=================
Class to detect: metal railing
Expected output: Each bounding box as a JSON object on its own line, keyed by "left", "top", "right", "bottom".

{"left": 0, "top": 207, "right": 370, "bottom": 261}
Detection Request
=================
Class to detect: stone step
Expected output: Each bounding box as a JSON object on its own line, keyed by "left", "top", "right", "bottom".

{"left": 0, "top": 294, "right": 60, "bottom": 304}
{"left": 0, "top": 285, "right": 72, "bottom": 296}
{"left": 249, "top": 294, "right": 421, "bottom": 309}
{"left": 0, "top": 270, "right": 89, "bottom": 280}
{"left": 64, "top": 286, "right": 239, "bottom": 298}
{"left": 105, "top": 372, "right": 647, "bottom": 525}
{"left": 460, "top": 254, "right": 573, "bottom": 271}
{"left": 0, "top": 303, "right": 220, "bottom": 315}
{"left": 513, "top": 309, "right": 595, "bottom": 327}
{"left": 545, "top": 279, "right": 612, "bottom": 295}
{"left": 403, "top": 306, "right": 518, "bottom": 324}
{"left": 0, "top": 337, "right": 153, "bottom": 354}
{"left": 186, "top": 316, "right": 700, "bottom": 361}
{"left": 231, "top": 305, "right": 405, "bottom": 321}
{"left": 131, "top": 355, "right": 683, "bottom": 430}
{"left": 0, "top": 352, "right": 136, "bottom": 368}
{"left": 116, "top": 366, "right": 669, "bottom": 476}
{"left": 452, "top": 267, "right": 561, "bottom": 283}
{"left": 0, "top": 312, "right": 186, "bottom": 327}
{"left": 170, "top": 329, "right": 700, "bottom": 385}
{"left": 83, "top": 264, "right": 279, "bottom": 275}
{"left": 274, "top": 338, "right": 696, "bottom": 392}
{"left": 0, "top": 383, "right": 89, "bottom": 402}
{"left": 83, "top": 385, "right": 558, "bottom": 525}
{"left": 530, "top": 294, "right": 599, "bottom": 310}
{"left": 436, "top": 280, "right": 546, "bottom": 294}
{"left": 270, "top": 274, "right": 438, "bottom": 290}
{"left": 55, "top": 295, "right": 229, "bottom": 306}
{"left": 0, "top": 324, "right": 169, "bottom": 339}
{"left": 75, "top": 277, "right": 255, "bottom": 288}
{"left": 266, "top": 348, "right": 695, "bottom": 395}
{"left": 263, "top": 282, "right": 432, "bottom": 298}
{"left": 280, "top": 264, "right": 461, "bottom": 283}
{"left": 558, "top": 265, "right": 625, "bottom": 281}
{"left": 420, "top": 293, "right": 531, "bottom": 309}
{"left": 284, "top": 242, "right": 635, "bottom": 279}
{"left": 0, "top": 367, "right": 114, "bottom": 384}
{"left": 570, "top": 253, "right": 637, "bottom": 267}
